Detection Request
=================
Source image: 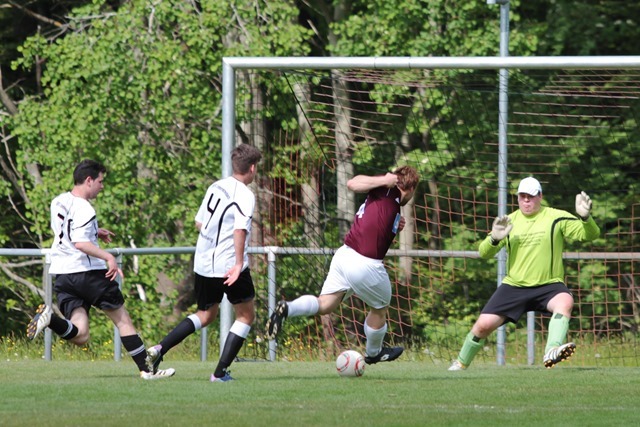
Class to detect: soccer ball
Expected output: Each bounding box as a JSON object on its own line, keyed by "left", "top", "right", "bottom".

{"left": 336, "top": 350, "right": 365, "bottom": 377}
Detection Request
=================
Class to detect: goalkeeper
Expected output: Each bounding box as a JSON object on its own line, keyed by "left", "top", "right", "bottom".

{"left": 449, "top": 177, "right": 600, "bottom": 370}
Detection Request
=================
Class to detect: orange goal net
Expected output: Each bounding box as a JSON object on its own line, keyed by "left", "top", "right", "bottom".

{"left": 236, "top": 66, "right": 639, "bottom": 367}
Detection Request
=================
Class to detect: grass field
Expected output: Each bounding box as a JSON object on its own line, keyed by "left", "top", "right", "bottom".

{"left": 1, "top": 358, "right": 639, "bottom": 426}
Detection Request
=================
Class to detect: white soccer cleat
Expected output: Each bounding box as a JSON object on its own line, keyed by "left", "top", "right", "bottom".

{"left": 543, "top": 342, "right": 576, "bottom": 369}
{"left": 140, "top": 368, "right": 176, "bottom": 380}
{"left": 210, "top": 370, "right": 234, "bottom": 383}
{"left": 145, "top": 344, "right": 163, "bottom": 373}
{"left": 448, "top": 360, "right": 467, "bottom": 371}
{"left": 26, "top": 304, "right": 53, "bottom": 340}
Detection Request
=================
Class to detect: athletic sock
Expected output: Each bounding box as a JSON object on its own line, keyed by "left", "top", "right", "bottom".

{"left": 48, "top": 316, "right": 78, "bottom": 340}
{"left": 159, "top": 314, "right": 201, "bottom": 355}
{"left": 545, "top": 313, "right": 570, "bottom": 353}
{"left": 213, "top": 321, "right": 250, "bottom": 378}
{"left": 457, "top": 332, "right": 485, "bottom": 367}
{"left": 121, "top": 334, "right": 148, "bottom": 372}
{"left": 364, "top": 322, "right": 387, "bottom": 357}
{"left": 287, "top": 295, "right": 319, "bottom": 317}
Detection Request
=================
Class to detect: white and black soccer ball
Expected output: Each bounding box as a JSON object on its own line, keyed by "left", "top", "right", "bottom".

{"left": 336, "top": 350, "right": 365, "bottom": 377}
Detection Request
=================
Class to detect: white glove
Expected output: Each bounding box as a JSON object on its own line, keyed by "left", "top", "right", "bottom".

{"left": 575, "top": 191, "right": 592, "bottom": 220}
{"left": 490, "top": 215, "right": 513, "bottom": 243}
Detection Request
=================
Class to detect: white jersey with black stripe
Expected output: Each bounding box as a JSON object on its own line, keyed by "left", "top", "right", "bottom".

{"left": 193, "top": 176, "right": 255, "bottom": 278}
{"left": 49, "top": 192, "right": 107, "bottom": 274}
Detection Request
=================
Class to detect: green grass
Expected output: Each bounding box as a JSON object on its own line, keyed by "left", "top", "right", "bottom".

{"left": 1, "top": 358, "right": 639, "bottom": 426}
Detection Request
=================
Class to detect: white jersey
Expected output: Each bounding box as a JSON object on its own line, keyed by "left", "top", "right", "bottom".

{"left": 193, "top": 176, "right": 255, "bottom": 278}
{"left": 49, "top": 192, "right": 107, "bottom": 274}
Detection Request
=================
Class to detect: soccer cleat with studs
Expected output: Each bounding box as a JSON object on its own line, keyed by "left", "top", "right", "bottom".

{"left": 543, "top": 342, "right": 576, "bottom": 369}
{"left": 364, "top": 346, "right": 404, "bottom": 364}
{"left": 26, "top": 304, "right": 53, "bottom": 340}
{"left": 266, "top": 300, "right": 289, "bottom": 340}
{"left": 145, "top": 344, "right": 164, "bottom": 374}
{"left": 210, "top": 370, "right": 234, "bottom": 383}
{"left": 140, "top": 368, "right": 176, "bottom": 380}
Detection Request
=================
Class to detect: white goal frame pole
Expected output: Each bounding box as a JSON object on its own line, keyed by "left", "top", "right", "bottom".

{"left": 220, "top": 55, "right": 640, "bottom": 363}
{"left": 223, "top": 56, "right": 640, "bottom": 71}
{"left": 493, "top": 0, "right": 510, "bottom": 367}
{"left": 214, "top": 61, "right": 237, "bottom": 356}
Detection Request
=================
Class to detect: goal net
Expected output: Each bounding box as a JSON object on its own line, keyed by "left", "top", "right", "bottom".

{"left": 228, "top": 58, "right": 640, "bottom": 367}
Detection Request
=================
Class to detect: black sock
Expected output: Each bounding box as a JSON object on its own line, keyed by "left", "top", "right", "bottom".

{"left": 49, "top": 316, "right": 78, "bottom": 340}
{"left": 159, "top": 317, "right": 197, "bottom": 356}
{"left": 214, "top": 332, "right": 245, "bottom": 378}
{"left": 121, "top": 334, "right": 147, "bottom": 372}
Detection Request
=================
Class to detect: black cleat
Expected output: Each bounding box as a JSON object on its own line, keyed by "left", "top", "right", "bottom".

{"left": 364, "top": 346, "right": 404, "bottom": 364}
{"left": 266, "top": 300, "right": 288, "bottom": 339}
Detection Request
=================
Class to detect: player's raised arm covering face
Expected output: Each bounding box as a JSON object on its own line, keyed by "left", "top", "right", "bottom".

{"left": 346, "top": 165, "right": 419, "bottom": 205}
{"left": 343, "top": 165, "right": 420, "bottom": 260}
{"left": 346, "top": 173, "right": 398, "bottom": 193}
{"left": 392, "top": 165, "right": 420, "bottom": 206}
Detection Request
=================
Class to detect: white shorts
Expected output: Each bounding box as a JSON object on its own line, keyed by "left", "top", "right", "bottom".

{"left": 320, "top": 245, "right": 391, "bottom": 309}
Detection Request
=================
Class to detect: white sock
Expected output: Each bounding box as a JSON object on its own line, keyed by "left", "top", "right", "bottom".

{"left": 364, "top": 322, "right": 387, "bottom": 357}
{"left": 230, "top": 320, "right": 251, "bottom": 339}
{"left": 188, "top": 313, "right": 202, "bottom": 331}
{"left": 287, "top": 295, "right": 319, "bottom": 317}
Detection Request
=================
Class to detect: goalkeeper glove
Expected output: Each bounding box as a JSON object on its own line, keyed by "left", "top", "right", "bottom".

{"left": 490, "top": 215, "right": 513, "bottom": 245}
{"left": 575, "top": 191, "right": 592, "bottom": 220}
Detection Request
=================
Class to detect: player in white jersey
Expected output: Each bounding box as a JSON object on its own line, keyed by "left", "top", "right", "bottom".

{"left": 266, "top": 166, "right": 420, "bottom": 365}
{"left": 27, "top": 159, "right": 174, "bottom": 380}
{"left": 146, "top": 144, "right": 262, "bottom": 382}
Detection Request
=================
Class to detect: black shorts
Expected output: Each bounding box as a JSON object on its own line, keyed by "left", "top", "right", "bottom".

{"left": 54, "top": 270, "right": 125, "bottom": 318}
{"left": 481, "top": 282, "right": 572, "bottom": 324}
{"left": 194, "top": 268, "right": 255, "bottom": 311}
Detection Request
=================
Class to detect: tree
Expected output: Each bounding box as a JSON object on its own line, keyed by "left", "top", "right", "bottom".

{"left": 1, "top": 0, "right": 312, "bottom": 335}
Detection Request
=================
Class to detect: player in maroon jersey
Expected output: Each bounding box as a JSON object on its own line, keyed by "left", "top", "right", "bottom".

{"left": 266, "top": 166, "right": 419, "bottom": 364}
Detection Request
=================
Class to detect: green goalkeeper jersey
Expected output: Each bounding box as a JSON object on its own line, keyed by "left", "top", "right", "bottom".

{"left": 478, "top": 206, "right": 600, "bottom": 288}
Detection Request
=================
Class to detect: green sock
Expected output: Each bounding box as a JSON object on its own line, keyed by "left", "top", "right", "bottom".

{"left": 545, "top": 313, "right": 569, "bottom": 353}
{"left": 457, "top": 332, "right": 485, "bottom": 367}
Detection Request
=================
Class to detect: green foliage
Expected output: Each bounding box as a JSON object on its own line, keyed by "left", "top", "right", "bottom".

{"left": 1, "top": 0, "right": 639, "bottom": 356}
{"left": 538, "top": 1, "right": 640, "bottom": 55}
{"left": 1, "top": 0, "right": 313, "bottom": 334}
{"left": 328, "top": 0, "right": 538, "bottom": 58}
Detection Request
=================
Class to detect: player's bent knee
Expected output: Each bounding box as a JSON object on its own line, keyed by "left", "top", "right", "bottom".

{"left": 471, "top": 323, "right": 496, "bottom": 338}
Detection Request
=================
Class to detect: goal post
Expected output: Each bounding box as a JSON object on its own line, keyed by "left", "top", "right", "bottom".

{"left": 220, "top": 56, "right": 640, "bottom": 366}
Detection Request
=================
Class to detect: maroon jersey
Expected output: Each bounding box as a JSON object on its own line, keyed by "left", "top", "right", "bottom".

{"left": 344, "top": 186, "right": 402, "bottom": 260}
